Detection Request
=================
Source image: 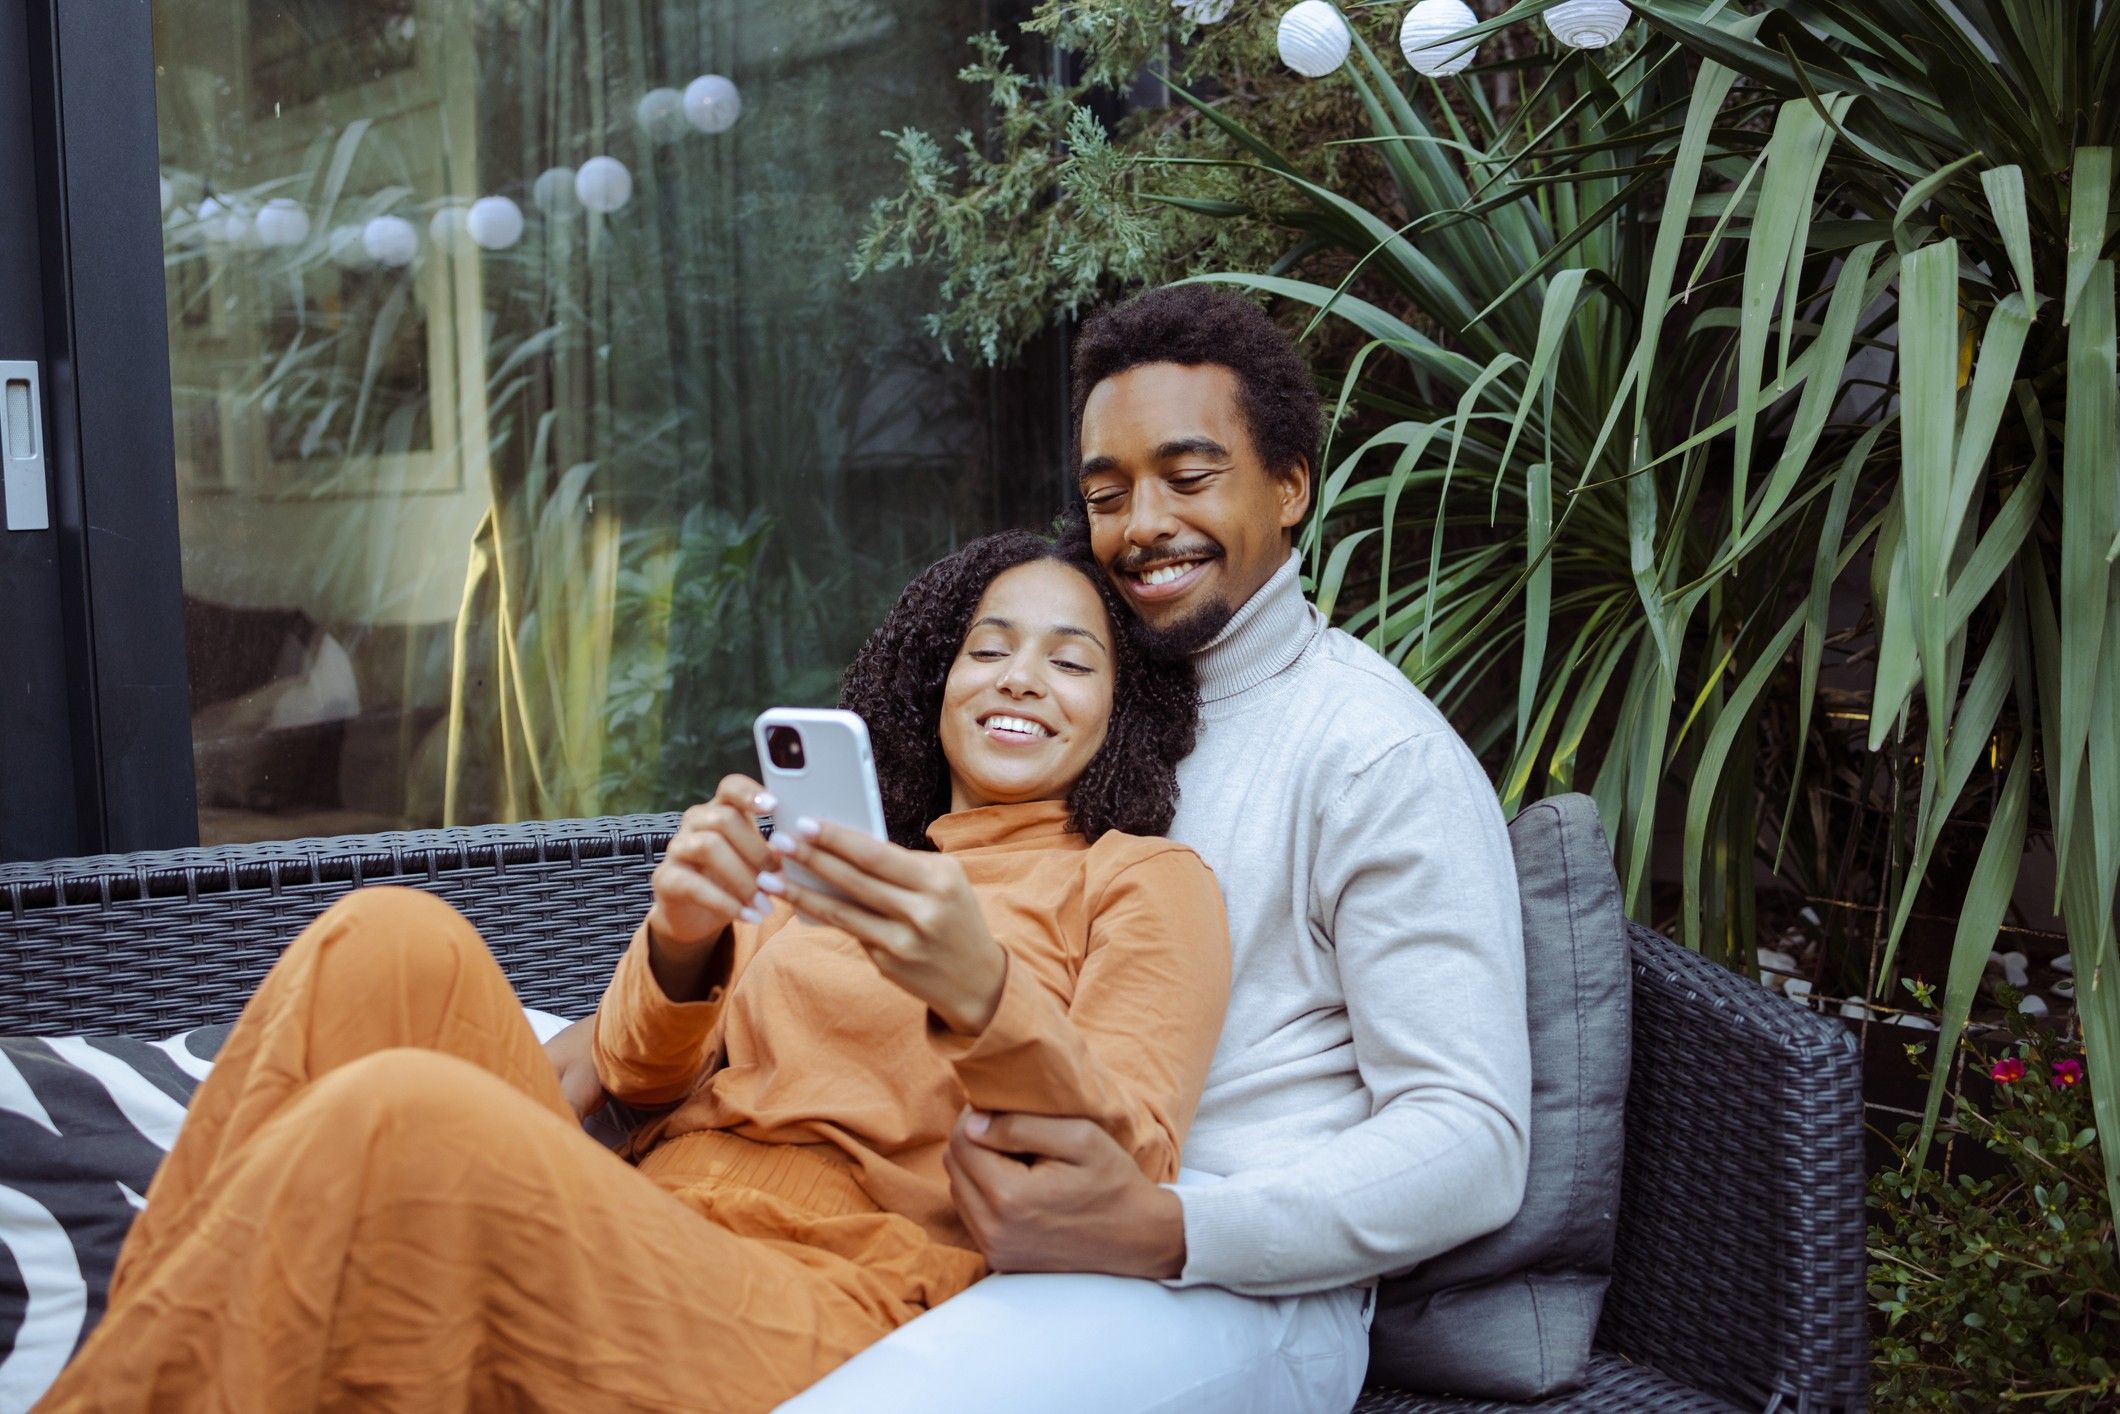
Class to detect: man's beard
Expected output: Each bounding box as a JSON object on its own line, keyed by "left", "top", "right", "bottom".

{"left": 1130, "top": 594, "right": 1237, "bottom": 661}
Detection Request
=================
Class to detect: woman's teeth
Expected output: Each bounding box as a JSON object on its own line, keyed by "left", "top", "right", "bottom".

{"left": 984, "top": 714, "right": 1052, "bottom": 739}
{"left": 1141, "top": 562, "right": 1197, "bottom": 586}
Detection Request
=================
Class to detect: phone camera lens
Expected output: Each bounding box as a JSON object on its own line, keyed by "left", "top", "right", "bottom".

{"left": 765, "top": 725, "right": 806, "bottom": 771}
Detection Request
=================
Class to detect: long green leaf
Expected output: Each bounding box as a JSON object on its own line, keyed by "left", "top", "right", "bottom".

{"left": 1913, "top": 687, "right": 2031, "bottom": 1168}
{"left": 2064, "top": 148, "right": 2113, "bottom": 326}
{"left": 2056, "top": 259, "right": 2116, "bottom": 873}
{"left": 1894, "top": 241, "right": 1961, "bottom": 768}
{"left": 1980, "top": 165, "right": 2037, "bottom": 303}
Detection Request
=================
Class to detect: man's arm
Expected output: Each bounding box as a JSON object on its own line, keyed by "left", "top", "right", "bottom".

{"left": 950, "top": 730, "right": 1530, "bottom": 1293}
{"left": 1169, "top": 731, "right": 1530, "bottom": 1294}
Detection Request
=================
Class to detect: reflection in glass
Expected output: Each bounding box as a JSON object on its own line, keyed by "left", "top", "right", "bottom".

{"left": 155, "top": 1, "right": 1051, "bottom": 843}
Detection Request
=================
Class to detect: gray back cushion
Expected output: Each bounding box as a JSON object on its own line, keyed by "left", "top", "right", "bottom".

{"left": 1367, "top": 792, "right": 1632, "bottom": 1399}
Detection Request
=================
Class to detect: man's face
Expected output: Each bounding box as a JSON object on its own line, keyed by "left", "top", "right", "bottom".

{"left": 1077, "top": 362, "right": 1311, "bottom": 655}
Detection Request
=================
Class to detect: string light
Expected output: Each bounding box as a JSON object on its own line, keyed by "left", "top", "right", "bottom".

{"left": 1277, "top": 2, "right": 1352, "bottom": 78}
{"left": 1400, "top": 0, "right": 1480, "bottom": 76}
{"left": 465, "top": 195, "right": 525, "bottom": 250}
{"left": 682, "top": 74, "right": 742, "bottom": 133}
{"left": 574, "top": 156, "right": 633, "bottom": 214}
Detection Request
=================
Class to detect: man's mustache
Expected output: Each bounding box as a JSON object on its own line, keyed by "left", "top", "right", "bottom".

{"left": 1110, "top": 543, "right": 1224, "bottom": 576}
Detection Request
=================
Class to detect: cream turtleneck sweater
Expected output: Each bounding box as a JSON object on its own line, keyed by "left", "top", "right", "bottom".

{"left": 1165, "top": 551, "right": 1531, "bottom": 1296}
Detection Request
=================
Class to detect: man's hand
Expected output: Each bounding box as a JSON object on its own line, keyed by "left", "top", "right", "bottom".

{"left": 543, "top": 1015, "right": 606, "bottom": 1121}
{"left": 943, "top": 1109, "right": 1187, "bottom": 1279}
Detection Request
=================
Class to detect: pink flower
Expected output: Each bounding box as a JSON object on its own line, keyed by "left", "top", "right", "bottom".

{"left": 1990, "top": 1057, "right": 2027, "bottom": 1084}
{"left": 2051, "top": 1059, "right": 2083, "bottom": 1089}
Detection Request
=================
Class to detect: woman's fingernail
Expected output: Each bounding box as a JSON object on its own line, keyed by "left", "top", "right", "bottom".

{"left": 738, "top": 906, "right": 764, "bottom": 925}
{"left": 751, "top": 891, "right": 771, "bottom": 913}
{"left": 753, "top": 792, "right": 777, "bottom": 813}
{"left": 965, "top": 1111, "right": 990, "bottom": 1138}
{"left": 771, "top": 834, "right": 798, "bottom": 856}
{"left": 794, "top": 816, "right": 821, "bottom": 838}
{"left": 757, "top": 871, "right": 785, "bottom": 895}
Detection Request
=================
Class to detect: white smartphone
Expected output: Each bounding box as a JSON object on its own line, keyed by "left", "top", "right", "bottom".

{"left": 753, "top": 708, "right": 890, "bottom": 897}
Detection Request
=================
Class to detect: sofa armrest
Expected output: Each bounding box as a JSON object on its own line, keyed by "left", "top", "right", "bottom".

{"left": 1598, "top": 922, "right": 1868, "bottom": 1411}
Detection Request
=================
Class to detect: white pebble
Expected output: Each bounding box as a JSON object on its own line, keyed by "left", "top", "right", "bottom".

{"left": 2017, "top": 994, "right": 2049, "bottom": 1017}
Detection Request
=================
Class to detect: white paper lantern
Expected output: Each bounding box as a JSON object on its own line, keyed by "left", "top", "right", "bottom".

{"left": 1544, "top": 0, "right": 1631, "bottom": 49}
{"left": 159, "top": 175, "right": 175, "bottom": 214}
{"left": 254, "top": 197, "right": 311, "bottom": 248}
{"left": 636, "top": 87, "right": 687, "bottom": 143}
{"left": 533, "top": 166, "right": 579, "bottom": 215}
{"left": 362, "top": 214, "right": 418, "bottom": 267}
{"left": 683, "top": 74, "right": 742, "bottom": 134}
{"left": 574, "top": 156, "right": 633, "bottom": 214}
{"left": 465, "top": 195, "right": 524, "bottom": 250}
{"left": 1400, "top": 0, "right": 1480, "bottom": 76}
{"left": 1277, "top": 2, "right": 1351, "bottom": 78}
{"left": 1174, "top": 0, "right": 1235, "bottom": 22}
{"left": 196, "top": 196, "right": 251, "bottom": 245}
{"left": 428, "top": 204, "right": 468, "bottom": 247}
{"left": 328, "top": 225, "right": 372, "bottom": 268}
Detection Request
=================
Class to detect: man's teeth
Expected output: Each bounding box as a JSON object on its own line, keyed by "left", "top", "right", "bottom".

{"left": 1141, "top": 562, "right": 1197, "bottom": 587}
{"left": 985, "top": 714, "right": 1052, "bottom": 738}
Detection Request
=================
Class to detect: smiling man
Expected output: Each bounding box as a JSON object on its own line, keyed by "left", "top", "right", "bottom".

{"left": 789, "top": 285, "right": 1531, "bottom": 1412}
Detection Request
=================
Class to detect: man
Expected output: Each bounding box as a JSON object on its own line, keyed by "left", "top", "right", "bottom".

{"left": 788, "top": 284, "right": 1529, "bottom": 1411}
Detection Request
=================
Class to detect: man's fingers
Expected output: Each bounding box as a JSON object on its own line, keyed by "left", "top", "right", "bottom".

{"left": 963, "top": 1111, "right": 1105, "bottom": 1163}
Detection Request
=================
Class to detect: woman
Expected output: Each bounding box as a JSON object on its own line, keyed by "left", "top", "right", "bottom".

{"left": 38, "top": 532, "right": 1229, "bottom": 1413}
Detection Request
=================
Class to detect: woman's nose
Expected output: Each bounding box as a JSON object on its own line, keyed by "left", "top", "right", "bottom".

{"left": 996, "top": 659, "right": 1042, "bottom": 697}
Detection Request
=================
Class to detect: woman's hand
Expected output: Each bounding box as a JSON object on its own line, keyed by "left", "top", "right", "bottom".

{"left": 646, "top": 775, "right": 779, "bottom": 999}
{"left": 543, "top": 1015, "right": 607, "bottom": 1121}
{"left": 769, "top": 818, "right": 1009, "bottom": 1036}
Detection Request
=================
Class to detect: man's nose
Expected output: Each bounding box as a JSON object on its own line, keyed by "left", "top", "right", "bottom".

{"left": 1123, "top": 488, "right": 1180, "bottom": 546}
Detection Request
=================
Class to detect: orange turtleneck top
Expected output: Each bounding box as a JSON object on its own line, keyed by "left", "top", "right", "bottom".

{"left": 590, "top": 799, "right": 1231, "bottom": 1250}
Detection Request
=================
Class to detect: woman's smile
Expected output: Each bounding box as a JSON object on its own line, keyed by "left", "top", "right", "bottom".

{"left": 940, "top": 560, "right": 1114, "bottom": 812}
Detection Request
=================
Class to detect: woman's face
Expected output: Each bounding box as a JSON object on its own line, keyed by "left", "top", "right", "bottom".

{"left": 940, "top": 560, "right": 1116, "bottom": 813}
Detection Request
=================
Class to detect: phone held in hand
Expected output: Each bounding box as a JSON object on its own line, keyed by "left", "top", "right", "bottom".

{"left": 753, "top": 708, "right": 889, "bottom": 898}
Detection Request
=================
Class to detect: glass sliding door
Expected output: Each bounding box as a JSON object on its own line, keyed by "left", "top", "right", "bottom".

{"left": 151, "top": 0, "right": 1056, "bottom": 844}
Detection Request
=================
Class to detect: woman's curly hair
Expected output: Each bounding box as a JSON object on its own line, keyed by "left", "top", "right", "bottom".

{"left": 840, "top": 530, "right": 1200, "bottom": 849}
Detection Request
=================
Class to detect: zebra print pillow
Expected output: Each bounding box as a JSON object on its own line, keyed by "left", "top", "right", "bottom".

{"left": 0, "top": 1009, "right": 575, "bottom": 1411}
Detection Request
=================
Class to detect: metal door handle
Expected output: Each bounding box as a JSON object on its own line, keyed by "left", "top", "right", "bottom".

{"left": 2, "top": 360, "right": 50, "bottom": 532}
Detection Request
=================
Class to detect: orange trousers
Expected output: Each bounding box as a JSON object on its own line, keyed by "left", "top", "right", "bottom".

{"left": 36, "top": 887, "right": 985, "bottom": 1413}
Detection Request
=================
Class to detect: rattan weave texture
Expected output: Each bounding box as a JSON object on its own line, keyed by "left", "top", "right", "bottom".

{"left": 1351, "top": 1354, "right": 1743, "bottom": 1412}
{"left": 0, "top": 816, "right": 1868, "bottom": 1411}
{"left": 0, "top": 815, "right": 679, "bottom": 1036}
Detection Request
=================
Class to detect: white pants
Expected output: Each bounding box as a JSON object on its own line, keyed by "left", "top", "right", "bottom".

{"left": 781, "top": 1169, "right": 1373, "bottom": 1414}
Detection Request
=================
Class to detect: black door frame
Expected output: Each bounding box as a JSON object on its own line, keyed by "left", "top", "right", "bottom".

{"left": 3, "top": 0, "right": 196, "bottom": 861}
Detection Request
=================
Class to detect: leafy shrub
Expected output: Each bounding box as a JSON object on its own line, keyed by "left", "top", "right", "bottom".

{"left": 1871, "top": 994, "right": 2119, "bottom": 1409}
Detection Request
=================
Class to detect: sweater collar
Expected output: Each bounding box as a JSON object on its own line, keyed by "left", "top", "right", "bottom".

{"left": 1192, "top": 551, "right": 1318, "bottom": 704}
{"left": 923, "top": 798, "right": 1079, "bottom": 854}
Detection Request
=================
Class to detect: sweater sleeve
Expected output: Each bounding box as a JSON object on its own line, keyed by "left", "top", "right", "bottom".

{"left": 927, "top": 846, "right": 1230, "bottom": 1184}
{"left": 590, "top": 920, "right": 737, "bottom": 1107}
{"left": 1171, "top": 732, "right": 1532, "bottom": 1295}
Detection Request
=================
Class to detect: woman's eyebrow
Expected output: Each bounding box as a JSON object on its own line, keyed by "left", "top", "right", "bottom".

{"left": 969, "top": 616, "right": 1108, "bottom": 653}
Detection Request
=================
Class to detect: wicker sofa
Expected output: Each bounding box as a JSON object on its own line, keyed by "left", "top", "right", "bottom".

{"left": 0, "top": 814, "right": 1869, "bottom": 1411}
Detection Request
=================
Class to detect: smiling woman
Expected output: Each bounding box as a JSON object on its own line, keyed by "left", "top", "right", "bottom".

{"left": 940, "top": 562, "right": 1115, "bottom": 813}
{"left": 840, "top": 530, "right": 1200, "bottom": 854}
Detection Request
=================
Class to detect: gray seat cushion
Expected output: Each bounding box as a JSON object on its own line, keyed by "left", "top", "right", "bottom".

{"left": 1367, "top": 793, "right": 1632, "bottom": 1400}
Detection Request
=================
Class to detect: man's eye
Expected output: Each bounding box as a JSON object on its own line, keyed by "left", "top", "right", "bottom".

{"left": 1083, "top": 490, "right": 1124, "bottom": 510}
{"left": 1172, "top": 472, "right": 1213, "bottom": 489}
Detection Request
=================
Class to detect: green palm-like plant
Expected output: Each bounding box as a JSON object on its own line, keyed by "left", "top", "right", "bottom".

{"left": 1157, "top": 0, "right": 2118, "bottom": 1222}
{"left": 1620, "top": 0, "right": 2120, "bottom": 1221}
